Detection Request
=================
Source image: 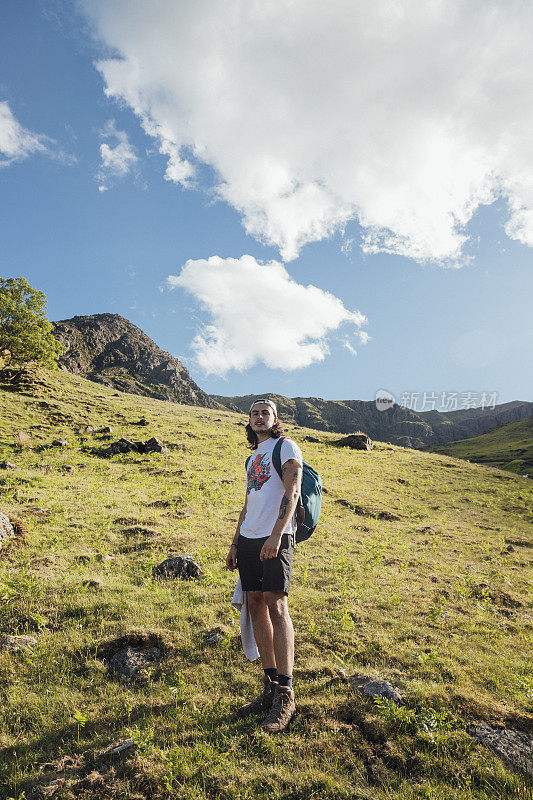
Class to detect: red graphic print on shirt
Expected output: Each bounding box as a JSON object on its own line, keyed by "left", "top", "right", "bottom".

{"left": 246, "top": 453, "right": 271, "bottom": 494}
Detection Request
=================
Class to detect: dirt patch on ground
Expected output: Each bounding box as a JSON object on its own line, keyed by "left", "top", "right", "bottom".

{"left": 30, "top": 739, "right": 140, "bottom": 799}
{"left": 119, "top": 526, "right": 159, "bottom": 537}
{"left": 335, "top": 498, "right": 400, "bottom": 520}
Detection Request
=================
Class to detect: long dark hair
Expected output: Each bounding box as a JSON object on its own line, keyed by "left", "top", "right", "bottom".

{"left": 246, "top": 420, "right": 285, "bottom": 450}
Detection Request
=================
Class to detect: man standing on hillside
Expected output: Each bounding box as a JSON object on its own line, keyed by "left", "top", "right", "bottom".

{"left": 226, "top": 399, "right": 303, "bottom": 734}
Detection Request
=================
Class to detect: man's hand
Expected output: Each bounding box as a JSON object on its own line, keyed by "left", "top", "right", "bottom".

{"left": 225, "top": 545, "right": 237, "bottom": 571}
{"left": 260, "top": 534, "right": 281, "bottom": 561}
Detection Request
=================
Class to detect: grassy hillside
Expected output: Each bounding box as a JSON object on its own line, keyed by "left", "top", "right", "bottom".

{"left": 428, "top": 418, "right": 533, "bottom": 477}
{"left": 426, "top": 419, "right": 533, "bottom": 477}
{"left": 0, "top": 369, "right": 532, "bottom": 800}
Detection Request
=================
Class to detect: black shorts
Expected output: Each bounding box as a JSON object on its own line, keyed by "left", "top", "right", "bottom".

{"left": 237, "top": 532, "right": 294, "bottom": 595}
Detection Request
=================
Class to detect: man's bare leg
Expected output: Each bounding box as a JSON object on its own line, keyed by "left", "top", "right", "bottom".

{"left": 237, "top": 590, "right": 278, "bottom": 718}
{"left": 260, "top": 591, "right": 296, "bottom": 733}
{"left": 263, "top": 591, "right": 294, "bottom": 676}
{"left": 247, "top": 590, "right": 276, "bottom": 669}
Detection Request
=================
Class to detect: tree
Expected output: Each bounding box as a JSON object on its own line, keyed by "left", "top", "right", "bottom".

{"left": 0, "top": 277, "right": 63, "bottom": 376}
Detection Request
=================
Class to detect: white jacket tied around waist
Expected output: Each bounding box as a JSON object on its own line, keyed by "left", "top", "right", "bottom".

{"left": 231, "top": 577, "right": 259, "bottom": 661}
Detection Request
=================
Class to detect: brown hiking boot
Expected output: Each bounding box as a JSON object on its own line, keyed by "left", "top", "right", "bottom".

{"left": 237, "top": 675, "right": 278, "bottom": 718}
{"left": 261, "top": 685, "right": 295, "bottom": 734}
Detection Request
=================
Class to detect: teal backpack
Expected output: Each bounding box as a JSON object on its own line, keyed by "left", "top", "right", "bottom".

{"left": 245, "top": 437, "right": 322, "bottom": 543}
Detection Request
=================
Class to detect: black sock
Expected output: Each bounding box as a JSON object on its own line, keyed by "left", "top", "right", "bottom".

{"left": 264, "top": 667, "right": 278, "bottom": 681}
{"left": 277, "top": 674, "right": 292, "bottom": 689}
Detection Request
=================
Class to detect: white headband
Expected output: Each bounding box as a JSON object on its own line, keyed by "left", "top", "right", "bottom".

{"left": 249, "top": 399, "right": 278, "bottom": 416}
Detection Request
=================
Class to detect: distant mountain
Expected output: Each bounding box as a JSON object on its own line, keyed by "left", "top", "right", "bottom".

{"left": 213, "top": 393, "right": 533, "bottom": 449}
{"left": 51, "top": 314, "right": 532, "bottom": 445}
{"left": 52, "top": 314, "right": 217, "bottom": 408}
{"left": 427, "top": 418, "right": 533, "bottom": 476}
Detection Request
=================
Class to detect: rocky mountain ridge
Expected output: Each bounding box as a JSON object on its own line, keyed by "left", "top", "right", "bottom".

{"left": 213, "top": 393, "right": 533, "bottom": 449}
{"left": 52, "top": 314, "right": 217, "bottom": 408}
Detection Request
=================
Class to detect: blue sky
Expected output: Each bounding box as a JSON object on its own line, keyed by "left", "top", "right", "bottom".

{"left": 1, "top": 0, "right": 532, "bottom": 409}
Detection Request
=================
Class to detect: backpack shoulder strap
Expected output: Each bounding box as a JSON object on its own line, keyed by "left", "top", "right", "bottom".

{"left": 272, "top": 436, "right": 287, "bottom": 481}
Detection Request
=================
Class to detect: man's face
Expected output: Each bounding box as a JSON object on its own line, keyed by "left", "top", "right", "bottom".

{"left": 249, "top": 403, "right": 277, "bottom": 434}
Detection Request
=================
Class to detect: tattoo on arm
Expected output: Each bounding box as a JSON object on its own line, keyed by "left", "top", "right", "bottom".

{"left": 278, "top": 495, "right": 289, "bottom": 520}
{"left": 282, "top": 462, "right": 300, "bottom": 488}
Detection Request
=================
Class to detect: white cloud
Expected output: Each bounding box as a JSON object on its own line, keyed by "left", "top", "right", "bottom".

{"left": 0, "top": 101, "right": 50, "bottom": 167}
{"left": 343, "top": 328, "right": 370, "bottom": 357}
{"left": 167, "top": 255, "right": 367, "bottom": 375}
{"left": 343, "top": 340, "right": 358, "bottom": 358}
{"left": 82, "top": 0, "right": 533, "bottom": 264}
{"left": 97, "top": 120, "right": 137, "bottom": 190}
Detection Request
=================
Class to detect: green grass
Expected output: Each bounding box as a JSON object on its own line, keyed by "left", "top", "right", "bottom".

{"left": 428, "top": 418, "right": 533, "bottom": 477}
{"left": 0, "top": 368, "right": 532, "bottom": 800}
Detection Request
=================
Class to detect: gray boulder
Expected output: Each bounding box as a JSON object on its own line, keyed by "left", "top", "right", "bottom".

{"left": 144, "top": 437, "right": 168, "bottom": 454}
{"left": 97, "top": 437, "right": 168, "bottom": 457}
{"left": 153, "top": 555, "right": 202, "bottom": 580}
{"left": 468, "top": 722, "right": 532, "bottom": 778}
{"left": 1, "top": 634, "right": 38, "bottom": 651}
{"left": 349, "top": 674, "right": 403, "bottom": 704}
{"left": 112, "top": 438, "right": 139, "bottom": 454}
{"left": 0, "top": 512, "right": 15, "bottom": 549}
{"left": 109, "top": 645, "right": 161, "bottom": 683}
{"left": 0, "top": 461, "right": 16, "bottom": 469}
{"left": 337, "top": 433, "right": 374, "bottom": 450}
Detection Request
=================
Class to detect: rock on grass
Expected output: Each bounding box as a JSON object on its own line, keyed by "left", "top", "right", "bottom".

{"left": 95, "top": 436, "right": 168, "bottom": 457}
{"left": 152, "top": 555, "right": 202, "bottom": 580}
{"left": 349, "top": 674, "right": 403, "bottom": 704}
{"left": 109, "top": 645, "right": 161, "bottom": 683}
{"left": 97, "top": 633, "right": 165, "bottom": 684}
{"left": 336, "top": 433, "right": 374, "bottom": 450}
{"left": 0, "top": 512, "right": 15, "bottom": 548}
{"left": 1, "top": 634, "right": 38, "bottom": 651}
{"left": 468, "top": 722, "right": 533, "bottom": 779}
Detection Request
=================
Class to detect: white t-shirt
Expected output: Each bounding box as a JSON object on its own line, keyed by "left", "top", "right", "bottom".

{"left": 239, "top": 437, "right": 303, "bottom": 539}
